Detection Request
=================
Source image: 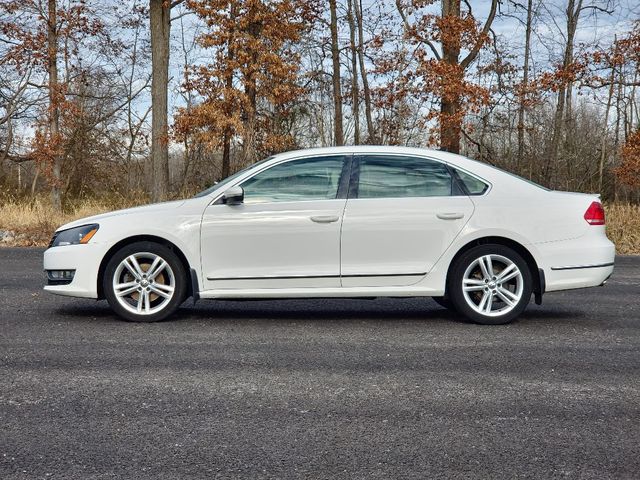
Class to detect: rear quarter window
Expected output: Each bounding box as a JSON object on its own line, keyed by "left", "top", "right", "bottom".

{"left": 454, "top": 169, "right": 489, "bottom": 195}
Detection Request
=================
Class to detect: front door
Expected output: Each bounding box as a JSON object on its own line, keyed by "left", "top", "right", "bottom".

{"left": 340, "top": 154, "right": 475, "bottom": 287}
{"left": 200, "top": 155, "right": 349, "bottom": 290}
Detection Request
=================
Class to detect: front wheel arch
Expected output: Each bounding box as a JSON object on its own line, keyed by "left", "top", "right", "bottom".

{"left": 97, "top": 235, "right": 193, "bottom": 300}
{"left": 445, "top": 236, "right": 543, "bottom": 301}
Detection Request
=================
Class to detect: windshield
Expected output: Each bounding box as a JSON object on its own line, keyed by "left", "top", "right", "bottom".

{"left": 194, "top": 156, "right": 274, "bottom": 198}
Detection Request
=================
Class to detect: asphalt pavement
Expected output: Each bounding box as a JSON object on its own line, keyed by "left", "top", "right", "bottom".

{"left": 1, "top": 248, "right": 639, "bottom": 479}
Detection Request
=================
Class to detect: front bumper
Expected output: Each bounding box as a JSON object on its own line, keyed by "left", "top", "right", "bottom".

{"left": 43, "top": 243, "right": 108, "bottom": 299}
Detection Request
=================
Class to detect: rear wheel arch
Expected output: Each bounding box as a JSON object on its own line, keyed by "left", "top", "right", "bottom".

{"left": 445, "top": 236, "right": 543, "bottom": 299}
{"left": 97, "top": 235, "right": 194, "bottom": 300}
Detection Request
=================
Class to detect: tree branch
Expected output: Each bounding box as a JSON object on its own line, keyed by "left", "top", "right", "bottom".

{"left": 394, "top": 0, "right": 441, "bottom": 61}
{"left": 0, "top": 150, "right": 33, "bottom": 163}
{"left": 460, "top": 0, "right": 499, "bottom": 70}
{"left": 171, "top": 10, "right": 193, "bottom": 23}
{"left": 580, "top": 4, "right": 614, "bottom": 15}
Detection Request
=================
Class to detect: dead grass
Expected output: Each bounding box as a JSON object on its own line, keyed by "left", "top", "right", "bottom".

{"left": 1, "top": 195, "right": 639, "bottom": 253}
{"left": 604, "top": 203, "right": 640, "bottom": 255}
{"left": 0, "top": 193, "right": 149, "bottom": 247}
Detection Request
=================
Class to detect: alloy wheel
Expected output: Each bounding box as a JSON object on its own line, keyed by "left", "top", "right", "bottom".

{"left": 461, "top": 254, "right": 524, "bottom": 317}
{"left": 112, "top": 252, "right": 176, "bottom": 315}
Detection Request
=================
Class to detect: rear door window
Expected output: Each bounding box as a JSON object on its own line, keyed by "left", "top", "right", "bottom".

{"left": 356, "top": 155, "right": 453, "bottom": 198}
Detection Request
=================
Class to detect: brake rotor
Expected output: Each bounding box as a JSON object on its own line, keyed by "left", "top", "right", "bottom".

{"left": 127, "top": 261, "right": 167, "bottom": 303}
{"left": 471, "top": 263, "right": 508, "bottom": 303}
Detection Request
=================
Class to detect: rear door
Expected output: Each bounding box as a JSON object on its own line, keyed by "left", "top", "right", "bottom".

{"left": 340, "top": 154, "right": 474, "bottom": 287}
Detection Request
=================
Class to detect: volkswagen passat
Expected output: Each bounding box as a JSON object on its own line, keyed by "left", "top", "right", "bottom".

{"left": 44, "top": 146, "right": 615, "bottom": 324}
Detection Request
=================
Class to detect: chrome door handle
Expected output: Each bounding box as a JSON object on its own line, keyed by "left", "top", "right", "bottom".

{"left": 310, "top": 215, "right": 339, "bottom": 223}
{"left": 437, "top": 212, "right": 464, "bottom": 220}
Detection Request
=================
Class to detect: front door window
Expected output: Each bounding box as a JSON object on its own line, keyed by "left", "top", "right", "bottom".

{"left": 241, "top": 156, "right": 345, "bottom": 204}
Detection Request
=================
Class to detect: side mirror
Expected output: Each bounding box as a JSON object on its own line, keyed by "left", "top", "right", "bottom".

{"left": 222, "top": 185, "right": 244, "bottom": 205}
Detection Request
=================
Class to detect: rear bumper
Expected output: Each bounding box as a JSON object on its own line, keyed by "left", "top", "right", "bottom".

{"left": 539, "top": 234, "right": 615, "bottom": 292}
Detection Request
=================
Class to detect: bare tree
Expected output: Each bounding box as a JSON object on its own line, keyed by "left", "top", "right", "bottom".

{"left": 599, "top": 37, "right": 617, "bottom": 192}
{"left": 149, "top": 0, "right": 184, "bottom": 202}
{"left": 516, "top": 0, "right": 534, "bottom": 174}
{"left": 347, "top": 0, "right": 360, "bottom": 144}
{"left": 221, "top": 3, "right": 237, "bottom": 179}
{"left": 47, "top": 0, "right": 62, "bottom": 209}
{"left": 354, "top": 0, "right": 375, "bottom": 144}
{"left": 329, "top": 0, "right": 344, "bottom": 146}
{"left": 546, "top": 0, "right": 614, "bottom": 186}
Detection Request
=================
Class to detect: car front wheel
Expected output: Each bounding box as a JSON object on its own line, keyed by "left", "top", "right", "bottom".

{"left": 103, "top": 241, "right": 187, "bottom": 322}
{"left": 448, "top": 245, "right": 532, "bottom": 325}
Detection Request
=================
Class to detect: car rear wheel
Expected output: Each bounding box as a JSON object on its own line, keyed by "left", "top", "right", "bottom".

{"left": 448, "top": 245, "right": 532, "bottom": 325}
{"left": 103, "top": 241, "right": 187, "bottom": 322}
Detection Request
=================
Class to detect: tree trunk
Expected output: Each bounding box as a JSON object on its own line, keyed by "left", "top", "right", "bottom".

{"left": 150, "top": 0, "right": 171, "bottom": 202}
{"left": 242, "top": 19, "right": 260, "bottom": 167}
{"left": 222, "top": 128, "right": 231, "bottom": 178}
{"left": 517, "top": 0, "right": 533, "bottom": 174}
{"left": 242, "top": 103, "right": 257, "bottom": 167}
{"left": 241, "top": 70, "right": 257, "bottom": 166}
{"left": 547, "top": 0, "right": 581, "bottom": 187}
{"left": 614, "top": 69, "right": 623, "bottom": 201}
{"left": 598, "top": 40, "right": 617, "bottom": 194}
{"left": 546, "top": 85, "right": 565, "bottom": 187}
{"left": 47, "top": 0, "right": 62, "bottom": 210}
{"left": 329, "top": 0, "right": 344, "bottom": 146}
{"left": 347, "top": 0, "right": 360, "bottom": 144}
{"left": 354, "top": 0, "right": 375, "bottom": 143}
{"left": 438, "top": 0, "right": 497, "bottom": 154}
{"left": 563, "top": 0, "right": 581, "bottom": 190}
{"left": 221, "top": 3, "right": 236, "bottom": 178}
{"left": 564, "top": 1, "right": 581, "bottom": 127}
{"left": 31, "top": 167, "right": 40, "bottom": 196}
{"left": 440, "top": 97, "right": 462, "bottom": 154}
{"left": 440, "top": 0, "right": 462, "bottom": 154}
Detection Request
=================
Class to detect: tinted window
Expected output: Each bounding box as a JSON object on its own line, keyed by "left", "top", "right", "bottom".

{"left": 241, "top": 156, "right": 344, "bottom": 203}
{"left": 357, "top": 155, "right": 452, "bottom": 198}
{"left": 455, "top": 169, "right": 489, "bottom": 195}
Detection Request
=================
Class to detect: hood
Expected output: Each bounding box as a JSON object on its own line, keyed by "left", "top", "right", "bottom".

{"left": 57, "top": 200, "right": 187, "bottom": 232}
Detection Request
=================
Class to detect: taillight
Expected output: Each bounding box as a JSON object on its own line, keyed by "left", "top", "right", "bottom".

{"left": 584, "top": 201, "right": 605, "bottom": 225}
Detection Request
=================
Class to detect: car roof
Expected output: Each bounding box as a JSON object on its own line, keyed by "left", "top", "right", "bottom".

{"left": 271, "top": 146, "right": 487, "bottom": 174}
{"left": 273, "top": 145, "right": 443, "bottom": 159}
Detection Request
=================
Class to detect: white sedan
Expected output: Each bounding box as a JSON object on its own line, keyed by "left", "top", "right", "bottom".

{"left": 44, "top": 146, "right": 615, "bottom": 325}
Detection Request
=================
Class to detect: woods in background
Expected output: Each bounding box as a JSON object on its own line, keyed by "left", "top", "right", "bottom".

{"left": 1, "top": 0, "right": 640, "bottom": 209}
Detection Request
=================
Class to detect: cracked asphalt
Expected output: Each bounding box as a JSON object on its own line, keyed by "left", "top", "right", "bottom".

{"left": 1, "top": 248, "right": 639, "bottom": 479}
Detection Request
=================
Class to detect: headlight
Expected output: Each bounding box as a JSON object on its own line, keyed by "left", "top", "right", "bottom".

{"left": 49, "top": 224, "right": 99, "bottom": 247}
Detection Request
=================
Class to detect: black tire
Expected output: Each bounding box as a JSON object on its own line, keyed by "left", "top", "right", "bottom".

{"left": 103, "top": 241, "right": 187, "bottom": 322}
{"left": 432, "top": 296, "right": 456, "bottom": 311}
{"left": 448, "top": 244, "right": 533, "bottom": 325}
